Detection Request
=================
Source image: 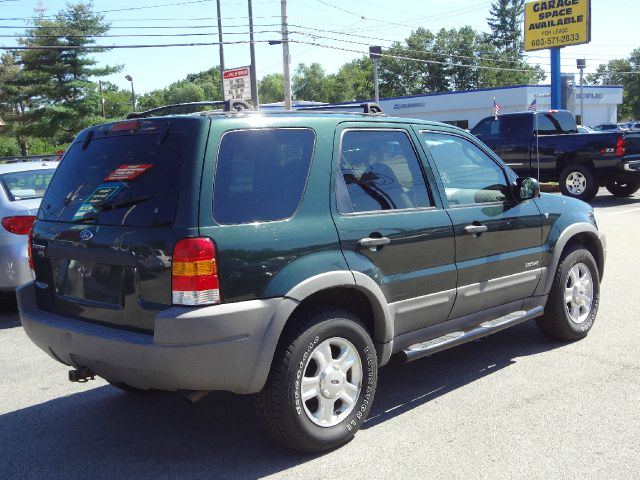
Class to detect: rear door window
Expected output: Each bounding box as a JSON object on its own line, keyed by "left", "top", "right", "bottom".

{"left": 213, "top": 128, "right": 315, "bottom": 224}
{"left": 1, "top": 169, "right": 56, "bottom": 201}
{"left": 39, "top": 133, "right": 186, "bottom": 227}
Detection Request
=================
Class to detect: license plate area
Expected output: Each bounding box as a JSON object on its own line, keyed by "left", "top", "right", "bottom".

{"left": 56, "top": 259, "right": 124, "bottom": 307}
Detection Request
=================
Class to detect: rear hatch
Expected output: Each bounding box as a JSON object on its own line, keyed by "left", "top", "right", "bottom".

{"left": 32, "top": 117, "right": 210, "bottom": 332}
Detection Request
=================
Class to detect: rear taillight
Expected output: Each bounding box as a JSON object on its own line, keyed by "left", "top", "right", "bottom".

{"left": 2, "top": 215, "right": 36, "bottom": 235}
{"left": 172, "top": 237, "right": 220, "bottom": 306}
{"left": 616, "top": 135, "right": 625, "bottom": 156}
{"left": 28, "top": 229, "right": 34, "bottom": 270}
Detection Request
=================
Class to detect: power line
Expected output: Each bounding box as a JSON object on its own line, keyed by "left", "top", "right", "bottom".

{"left": 0, "top": 29, "right": 280, "bottom": 38}
{"left": 1, "top": 39, "right": 271, "bottom": 50}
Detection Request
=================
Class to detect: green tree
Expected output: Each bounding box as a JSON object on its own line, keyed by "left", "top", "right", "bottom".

{"left": 138, "top": 66, "right": 221, "bottom": 111}
{"left": 292, "top": 63, "right": 333, "bottom": 102}
{"left": 13, "top": 2, "right": 120, "bottom": 150}
{"left": 0, "top": 52, "right": 31, "bottom": 155}
{"left": 587, "top": 49, "right": 640, "bottom": 120}
{"left": 330, "top": 58, "right": 374, "bottom": 102}
{"left": 259, "top": 73, "right": 284, "bottom": 103}
{"left": 99, "top": 81, "right": 132, "bottom": 119}
{"left": 487, "top": 0, "right": 525, "bottom": 56}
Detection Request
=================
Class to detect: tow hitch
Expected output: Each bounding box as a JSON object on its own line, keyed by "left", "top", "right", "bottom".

{"left": 68, "top": 367, "right": 95, "bottom": 383}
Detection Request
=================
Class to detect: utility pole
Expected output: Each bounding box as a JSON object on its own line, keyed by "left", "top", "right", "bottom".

{"left": 98, "top": 80, "right": 106, "bottom": 117}
{"left": 577, "top": 58, "right": 586, "bottom": 125}
{"left": 369, "top": 46, "right": 382, "bottom": 103}
{"left": 216, "top": 0, "right": 226, "bottom": 100}
{"left": 248, "top": 0, "right": 259, "bottom": 109}
{"left": 280, "top": 0, "right": 292, "bottom": 110}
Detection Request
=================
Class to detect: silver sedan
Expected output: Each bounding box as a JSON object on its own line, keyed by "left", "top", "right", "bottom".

{"left": 0, "top": 161, "right": 57, "bottom": 306}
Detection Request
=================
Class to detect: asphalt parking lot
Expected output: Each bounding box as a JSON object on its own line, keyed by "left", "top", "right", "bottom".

{"left": 1, "top": 189, "right": 639, "bottom": 480}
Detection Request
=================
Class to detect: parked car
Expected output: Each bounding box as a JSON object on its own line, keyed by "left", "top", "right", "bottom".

{"left": 593, "top": 123, "right": 626, "bottom": 133}
{"left": 19, "top": 102, "right": 605, "bottom": 453}
{"left": 471, "top": 110, "right": 640, "bottom": 200}
{"left": 577, "top": 125, "right": 595, "bottom": 134}
{"left": 0, "top": 161, "right": 57, "bottom": 307}
{"left": 628, "top": 122, "right": 640, "bottom": 132}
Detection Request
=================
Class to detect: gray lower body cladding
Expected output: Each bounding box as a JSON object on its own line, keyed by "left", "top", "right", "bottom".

{"left": 17, "top": 282, "right": 297, "bottom": 394}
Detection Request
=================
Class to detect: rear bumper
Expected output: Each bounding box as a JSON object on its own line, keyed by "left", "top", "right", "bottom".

{"left": 17, "top": 282, "right": 298, "bottom": 394}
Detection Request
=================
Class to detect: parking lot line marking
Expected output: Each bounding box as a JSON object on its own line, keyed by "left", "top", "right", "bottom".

{"left": 611, "top": 207, "right": 640, "bottom": 215}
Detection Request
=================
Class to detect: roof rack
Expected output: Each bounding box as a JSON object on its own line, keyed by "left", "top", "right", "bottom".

{"left": 126, "top": 100, "right": 252, "bottom": 119}
{"left": 295, "top": 102, "right": 385, "bottom": 114}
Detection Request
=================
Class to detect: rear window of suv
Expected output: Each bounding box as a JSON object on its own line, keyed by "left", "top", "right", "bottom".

{"left": 39, "top": 133, "right": 186, "bottom": 227}
{"left": 213, "top": 128, "right": 315, "bottom": 224}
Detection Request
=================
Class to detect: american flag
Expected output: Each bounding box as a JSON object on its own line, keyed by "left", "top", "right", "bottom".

{"left": 493, "top": 98, "right": 500, "bottom": 119}
{"left": 528, "top": 98, "right": 537, "bottom": 111}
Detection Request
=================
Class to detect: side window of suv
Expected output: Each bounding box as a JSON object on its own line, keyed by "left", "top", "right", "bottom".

{"left": 213, "top": 128, "right": 315, "bottom": 224}
{"left": 337, "top": 129, "right": 432, "bottom": 213}
{"left": 421, "top": 132, "right": 511, "bottom": 205}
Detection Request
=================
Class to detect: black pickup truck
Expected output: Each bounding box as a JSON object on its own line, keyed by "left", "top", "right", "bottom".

{"left": 471, "top": 110, "right": 640, "bottom": 201}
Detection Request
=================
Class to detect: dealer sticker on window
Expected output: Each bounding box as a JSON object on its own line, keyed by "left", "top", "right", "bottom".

{"left": 104, "top": 164, "right": 154, "bottom": 181}
{"left": 71, "top": 183, "right": 123, "bottom": 221}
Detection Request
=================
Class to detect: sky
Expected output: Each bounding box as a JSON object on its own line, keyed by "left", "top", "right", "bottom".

{"left": 0, "top": 0, "right": 638, "bottom": 95}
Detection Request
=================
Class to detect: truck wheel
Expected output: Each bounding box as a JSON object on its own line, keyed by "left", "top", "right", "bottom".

{"left": 536, "top": 247, "right": 600, "bottom": 341}
{"left": 559, "top": 165, "right": 598, "bottom": 201}
{"left": 256, "top": 309, "right": 378, "bottom": 453}
{"left": 605, "top": 178, "right": 640, "bottom": 197}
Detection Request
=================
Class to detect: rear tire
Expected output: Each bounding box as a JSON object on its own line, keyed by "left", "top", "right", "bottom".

{"left": 605, "top": 178, "right": 640, "bottom": 197}
{"left": 537, "top": 248, "right": 600, "bottom": 341}
{"left": 256, "top": 309, "right": 378, "bottom": 453}
{"left": 559, "top": 164, "right": 598, "bottom": 201}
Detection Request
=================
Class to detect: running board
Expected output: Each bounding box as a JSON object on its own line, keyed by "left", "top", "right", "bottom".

{"left": 401, "top": 306, "right": 544, "bottom": 363}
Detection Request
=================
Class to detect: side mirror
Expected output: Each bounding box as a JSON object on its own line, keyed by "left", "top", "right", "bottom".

{"left": 515, "top": 177, "right": 540, "bottom": 201}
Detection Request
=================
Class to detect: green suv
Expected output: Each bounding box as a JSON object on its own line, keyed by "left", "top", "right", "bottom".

{"left": 19, "top": 102, "right": 605, "bottom": 452}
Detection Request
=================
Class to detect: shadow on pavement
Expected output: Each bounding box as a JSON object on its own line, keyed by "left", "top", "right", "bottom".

{"left": 0, "top": 321, "right": 562, "bottom": 480}
{"left": 591, "top": 192, "right": 640, "bottom": 208}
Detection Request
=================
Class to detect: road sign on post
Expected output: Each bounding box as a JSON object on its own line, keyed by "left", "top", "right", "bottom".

{"left": 223, "top": 67, "right": 252, "bottom": 102}
{"left": 524, "top": 0, "right": 591, "bottom": 52}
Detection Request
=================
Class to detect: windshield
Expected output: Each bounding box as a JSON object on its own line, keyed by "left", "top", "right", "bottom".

{"left": 39, "top": 133, "right": 186, "bottom": 227}
{"left": 0, "top": 169, "right": 56, "bottom": 201}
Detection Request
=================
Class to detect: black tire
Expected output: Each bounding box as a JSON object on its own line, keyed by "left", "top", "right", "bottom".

{"left": 559, "top": 164, "right": 598, "bottom": 201}
{"left": 536, "top": 248, "right": 600, "bottom": 341}
{"left": 256, "top": 309, "right": 378, "bottom": 453}
{"left": 605, "top": 178, "right": 640, "bottom": 198}
{"left": 0, "top": 291, "right": 17, "bottom": 312}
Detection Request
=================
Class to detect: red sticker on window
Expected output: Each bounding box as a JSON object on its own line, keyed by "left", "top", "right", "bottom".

{"left": 104, "top": 164, "right": 154, "bottom": 181}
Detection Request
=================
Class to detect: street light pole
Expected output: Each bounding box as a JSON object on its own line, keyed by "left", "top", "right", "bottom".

{"left": 124, "top": 74, "right": 135, "bottom": 112}
{"left": 280, "top": 0, "right": 292, "bottom": 110}
{"left": 577, "top": 58, "right": 586, "bottom": 125}
{"left": 369, "top": 46, "right": 382, "bottom": 103}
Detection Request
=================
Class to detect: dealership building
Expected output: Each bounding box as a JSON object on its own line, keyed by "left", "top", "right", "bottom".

{"left": 371, "top": 84, "right": 623, "bottom": 130}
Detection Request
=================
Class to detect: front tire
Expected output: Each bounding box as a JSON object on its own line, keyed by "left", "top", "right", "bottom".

{"left": 605, "top": 178, "right": 640, "bottom": 197}
{"left": 256, "top": 309, "right": 378, "bottom": 453}
{"left": 559, "top": 164, "right": 598, "bottom": 201}
{"left": 536, "top": 248, "right": 600, "bottom": 341}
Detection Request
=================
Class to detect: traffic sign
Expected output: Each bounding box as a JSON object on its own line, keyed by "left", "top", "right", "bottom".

{"left": 223, "top": 67, "right": 252, "bottom": 102}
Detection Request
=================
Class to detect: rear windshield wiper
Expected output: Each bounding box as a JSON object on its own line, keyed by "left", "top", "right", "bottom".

{"left": 93, "top": 195, "right": 152, "bottom": 212}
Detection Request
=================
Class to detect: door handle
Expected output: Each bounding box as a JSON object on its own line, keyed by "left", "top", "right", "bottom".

{"left": 464, "top": 224, "right": 488, "bottom": 235}
{"left": 357, "top": 236, "right": 391, "bottom": 248}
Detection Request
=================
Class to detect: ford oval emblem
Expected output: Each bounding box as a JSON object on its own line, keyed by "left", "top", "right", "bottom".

{"left": 79, "top": 230, "right": 93, "bottom": 241}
